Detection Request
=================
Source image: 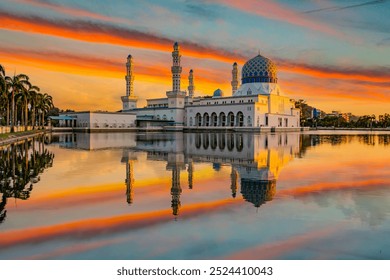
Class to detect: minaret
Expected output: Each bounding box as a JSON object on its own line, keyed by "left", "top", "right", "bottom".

{"left": 166, "top": 42, "right": 186, "bottom": 124}
{"left": 125, "top": 159, "right": 134, "bottom": 204}
{"left": 121, "top": 55, "right": 137, "bottom": 110}
{"left": 188, "top": 69, "right": 195, "bottom": 98}
{"left": 231, "top": 62, "right": 238, "bottom": 95}
{"left": 172, "top": 42, "right": 182, "bottom": 92}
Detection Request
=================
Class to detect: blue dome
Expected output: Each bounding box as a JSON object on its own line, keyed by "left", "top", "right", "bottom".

{"left": 212, "top": 88, "right": 224, "bottom": 98}
{"left": 241, "top": 54, "right": 278, "bottom": 84}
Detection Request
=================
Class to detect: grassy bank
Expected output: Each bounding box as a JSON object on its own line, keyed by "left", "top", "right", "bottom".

{"left": 0, "top": 130, "right": 43, "bottom": 140}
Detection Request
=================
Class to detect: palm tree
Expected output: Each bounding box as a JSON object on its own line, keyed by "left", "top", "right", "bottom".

{"left": 5, "top": 74, "right": 30, "bottom": 132}
{"left": 28, "top": 85, "right": 40, "bottom": 130}
{"left": 36, "top": 93, "right": 53, "bottom": 129}
{"left": 18, "top": 84, "right": 40, "bottom": 130}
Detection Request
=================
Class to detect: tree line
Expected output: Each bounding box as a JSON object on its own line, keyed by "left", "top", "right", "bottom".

{"left": 294, "top": 99, "right": 390, "bottom": 128}
{"left": 0, "top": 64, "right": 54, "bottom": 132}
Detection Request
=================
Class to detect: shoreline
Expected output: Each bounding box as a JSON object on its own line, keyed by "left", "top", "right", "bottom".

{"left": 2, "top": 127, "right": 390, "bottom": 147}
{"left": 309, "top": 127, "right": 390, "bottom": 131}
{"left": 0, "top": 130, "right": 48, "bottom": 147}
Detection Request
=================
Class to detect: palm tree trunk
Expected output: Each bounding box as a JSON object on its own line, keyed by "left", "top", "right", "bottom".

{"left": 32, "top": 107, "right": 36, "bottom": 129}
{"left": 24, "top": 99, "right": 28, "bottom": 131}
{"left": 6, "top": 101, "right": 9, "bottom": 128}
{"left": 10, "top": 91, "right": 15, "bottom": 133}
{"left": 20, "top": 103, "right": 24, "bottom": 131}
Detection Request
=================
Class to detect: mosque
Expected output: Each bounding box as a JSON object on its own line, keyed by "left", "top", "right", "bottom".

{"left": 121, "top": 42, "right": 300, "bottom": 131}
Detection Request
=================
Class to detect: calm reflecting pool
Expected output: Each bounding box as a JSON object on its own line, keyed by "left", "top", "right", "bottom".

{"left": 0, "top": 131, "right": 390, "bottom": 259}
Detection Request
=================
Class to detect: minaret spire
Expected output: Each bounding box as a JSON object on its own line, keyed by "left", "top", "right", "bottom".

{"left": 171, "top": 42, "right": 182, "bottom": 92}
{"left": 231, "top": 62, "right": 238, "bottom": 95}
{"left": 126, "top": 55, "right": 134, "bottom": 97}
{"left": 188, "top": 69, "right": 195, "bottom": 98}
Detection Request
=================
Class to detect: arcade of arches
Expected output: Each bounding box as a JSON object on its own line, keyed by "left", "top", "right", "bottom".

{"left": 192, "top": 111, "right": 250, "bottom": 127}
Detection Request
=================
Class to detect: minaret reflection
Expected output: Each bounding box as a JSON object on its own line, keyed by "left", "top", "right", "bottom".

{"left": 126, "top": 159, "right": 135, "bottom": 205}
{"left": 170, "top": 167, "right": 182, "bottom": 216}
{"left": 121, "top": 151, "right": 137, "bottom": 205}
{"left": 187, "top": 160, "right": 194, "bottom": 190}
{"left": 167, "top": 156, "right": 186, "bottom": 216}
{"left": 230, "top": 167, "right": 238, "bottom": 198}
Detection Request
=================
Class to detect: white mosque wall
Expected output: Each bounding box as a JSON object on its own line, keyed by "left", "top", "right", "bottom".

{"left": 135, "top": 107, "right": 185, "bottom": 125}
{"left": 59, "top": 112, "right": 136, "bottom": 129}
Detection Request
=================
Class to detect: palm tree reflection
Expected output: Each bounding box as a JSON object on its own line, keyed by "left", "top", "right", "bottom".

{"left": 0, "top": 135, "right": 54, "bottom": 225}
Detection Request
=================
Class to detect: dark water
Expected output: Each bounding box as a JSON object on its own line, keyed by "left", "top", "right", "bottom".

{"left": 0, "top": 131, "right": 390, "bottom": 260}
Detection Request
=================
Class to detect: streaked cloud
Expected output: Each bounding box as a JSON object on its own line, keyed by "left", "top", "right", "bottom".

{"left": 377, "top": 37, "right": 390, "bottom": 46}
{"left": 209, "top": 0, "right": 344, "bottom": 38}
{"left": 304, "top": 0, "right": 387, "bottom": 14}
{"left": 0, "top": 8, "right": 243, "bottom": 63}
{"left": 15, "top": 0, "right": 129, "bottom": 23}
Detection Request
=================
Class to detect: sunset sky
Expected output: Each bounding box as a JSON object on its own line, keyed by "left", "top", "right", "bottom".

{"left": 1, "top": 0, "right": 389, "bottom": 115}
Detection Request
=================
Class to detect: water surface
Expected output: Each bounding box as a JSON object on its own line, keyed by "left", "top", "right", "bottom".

{"left": 0, "top": 131, "right": 389, "bottom": 259}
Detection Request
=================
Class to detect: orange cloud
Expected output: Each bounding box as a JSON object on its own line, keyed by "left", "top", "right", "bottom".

{"left": 0, "top": 46, "right": 169, "bottom": 80}
{"left": 0, "top": 9, "right": 243, "bottom": 64}
{"left": 0, "top": 46, "right": 229, "bottom": 94}
{"left": 278, "top": 60, "right": 390, "bottom": 84}
{"left": 281, "top": 78, "right": 390, "bottom": 104}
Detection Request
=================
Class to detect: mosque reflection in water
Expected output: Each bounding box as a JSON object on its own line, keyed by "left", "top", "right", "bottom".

{"left": 57, "top": 132, "right": 300, "bottom": 216}
{"left": 0, "top": 136, "right": 54, "bottom": 224}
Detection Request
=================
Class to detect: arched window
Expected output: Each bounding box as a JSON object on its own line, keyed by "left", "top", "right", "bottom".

{"left": 162, "top": 114, "right": 167, "bottom": 120}
{"left": 219, "top": 112, "right": 226, "bottom": 127}
{"left": 227, "top": 112, "right": 235, "bottom": 127}
{"left": 189, "top": 117, "right": 193, "bottom": 126}
{"left": 203, "top": 113, "right": 210, "bottom": 127}
{"left": 236, "top": 111, "right": 244, "bottom": 127}
{"left": 211, "top": 112, "right": 218, "bottom": 126}
{"left": 196, "top": 113, "right": 202, "bottom": 126}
